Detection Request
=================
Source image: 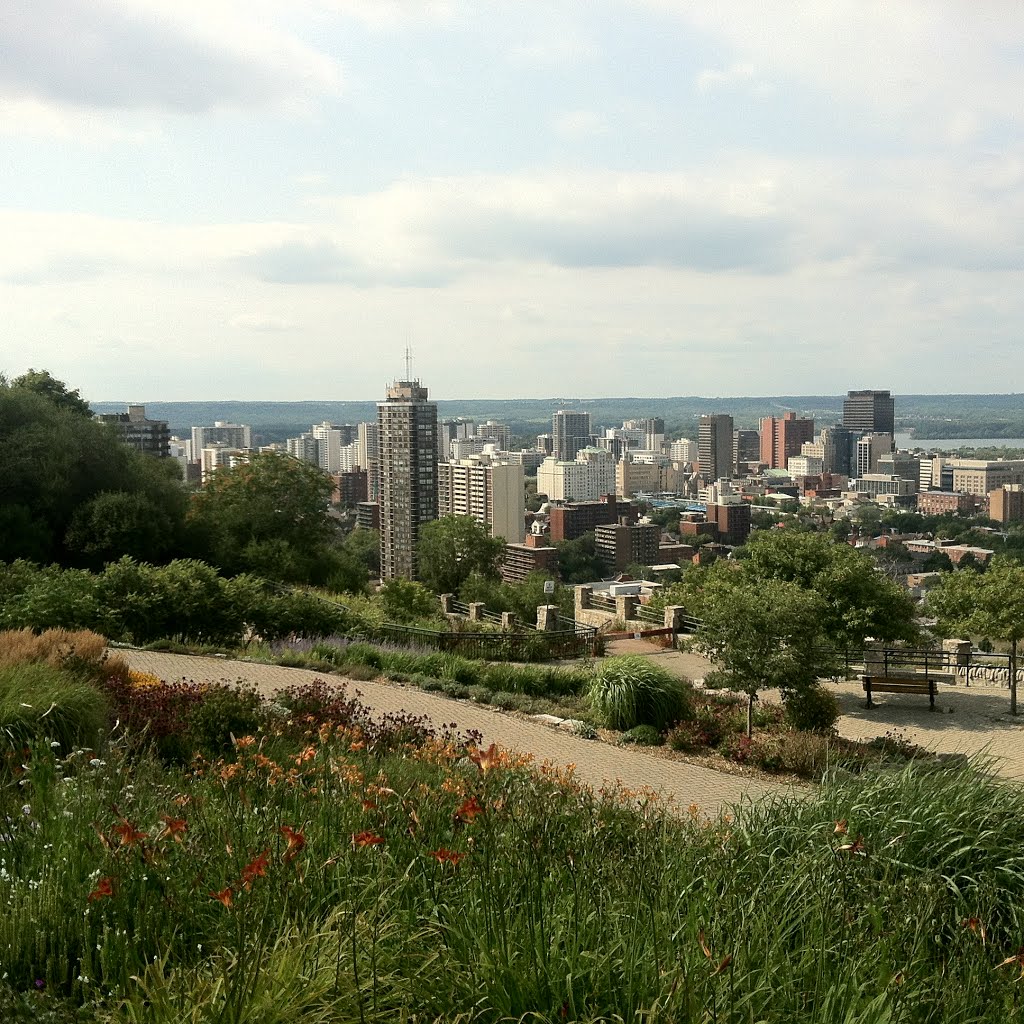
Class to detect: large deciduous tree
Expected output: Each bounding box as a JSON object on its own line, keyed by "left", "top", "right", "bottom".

{"left": 187, "top": 452, "right": 344, "bottom": 585}
{"left": 416, "top": 515, "right": 505, "bottom": 595}
{"left": 927, "top": 558, "right": 1024, "bottom": 715}
{"left": 8, "top": 368, "right": 92, "bottom": 417}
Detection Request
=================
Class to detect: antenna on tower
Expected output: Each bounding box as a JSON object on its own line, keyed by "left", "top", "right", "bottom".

{"left": 404, "top": 345, "right": 413, "bottom": 382}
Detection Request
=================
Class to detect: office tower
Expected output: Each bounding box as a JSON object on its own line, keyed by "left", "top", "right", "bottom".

{"left": 622, "top": 417, "right": 665, "bottom": 451}
{"left": 820, "top": 425, "right": 854, "bottom": 476}
{"left": 759, "top": 412, "right": 814, "bottom": 470}
{"left": 377, "top": 378, "right": 438, "bottom": 580}
{"left": 552, "top": 409, "right": 592, "bottom": 462}
{"left": 697, "top": 414, "right": 734, "bottom": 482}
{"left": 855, "top": 433, "right": 894, "bottom": 477}
{"left": 733, "top": 429, "right": 761, "bottom": 472}
{"left": 843, "top": 390, "right": 895, "bottom": 437}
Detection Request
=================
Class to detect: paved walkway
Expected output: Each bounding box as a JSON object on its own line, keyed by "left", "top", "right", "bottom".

{"left": 118, "top": 650, "right": 788, "bottom": 817}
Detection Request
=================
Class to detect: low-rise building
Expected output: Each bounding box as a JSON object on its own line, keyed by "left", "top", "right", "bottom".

{"left": 594, "top": 522, "right": 661, "bottom": 573}
{"left": 502, "top": 532, "right": 559, "bottom": 584}
{"left": 97, "top": 404, "right": 170, "bottom": 458}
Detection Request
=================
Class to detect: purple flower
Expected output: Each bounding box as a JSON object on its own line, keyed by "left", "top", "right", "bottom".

{"left": 35, "top": 978, "right": 45, "bottom": 989}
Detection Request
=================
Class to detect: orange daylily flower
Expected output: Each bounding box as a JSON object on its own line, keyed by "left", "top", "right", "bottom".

{"left": 429, "top": 847, "right": 466, "bottom": 867}
{"left": 352, "top": 831, "right": 385, "bottom": 848}
{"left": 468, "top": 742, "right": 499, "bottom": 774}
{"left": 997, "top": 947, "right": 1024, "bottom": 979}
{"left": 455, "top": 796, "right": 484, "bottom": 824}
{"left": 234, "top": 735, "right": 256, "bottom": 750}
{"left": 349, "top": 740, "right": 366, "bottom": 752}
{"left": 698, "top": 930, "right": 731, "bottom": 976}
{"left": 210, "top": 887, "right": 233, "bottom": 908}
{"left": 113, "top": 819, "right": 147, "bottom": 848}
{"left": 833, "top": 820, "right": 848, "bottom": 835}
{"left": 836, "top": 836, "right": 867, "bottom": 857}
{"left": 361, "top": 799, "right": 378, "bottom": 811}
{"left": 158, "top": 815, "right": 188, "bottom": 843}
{"left": 963, "top": 917, "right": 987, "bottom": 945}
{"left": 88, "top": 877, "right": 114, "bottom": 902}
{"left": 280, "top": 826, "right": 306, "bottom": 862}
{"left": 240, "top": 849, "right": 271, "bottom": 890}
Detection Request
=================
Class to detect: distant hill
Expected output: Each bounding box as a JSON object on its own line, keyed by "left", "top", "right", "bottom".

{"left": 90, "top": 394, "right": 1024, "bottom": 445}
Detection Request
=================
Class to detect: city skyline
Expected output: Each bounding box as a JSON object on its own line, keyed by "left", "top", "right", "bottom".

{"left": 3, "top": 3, "right": 1023, "bottom": 401}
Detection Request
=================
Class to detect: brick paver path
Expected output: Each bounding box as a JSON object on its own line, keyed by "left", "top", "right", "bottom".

{"left": 119, "top": 650, "right": 788, "bottom": 817}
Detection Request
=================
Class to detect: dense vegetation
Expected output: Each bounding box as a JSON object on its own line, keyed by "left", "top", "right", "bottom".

{"left": 3, "top": 634, "right": 1024, "bottom": 1022}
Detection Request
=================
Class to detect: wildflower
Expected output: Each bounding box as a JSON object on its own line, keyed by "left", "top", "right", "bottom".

{"left": 361, "top": 799, "right": 377, "bottom": 811}
{"left": 429, "top": 847, "right": 466, "bottom": 867}
{"left": 234, "top": 735, "right": 256, "bottom": 750}
{"left": 112, "top": 819, "right": 147, "bottom": 848}
{"left": 210, "top": 887, "right": 233, "bottom": 908}
{"left": 349, "top": 740, "right": 366, "bottom": 752}
{"left": 962, "top": 917, "right": 987, "bottom": 944}
{"left": 352, "top": 830, "right": 385, "bottom": 849}
{"left": 833, "top": 820, "right": 848, "bottom": 835}
{"left": 836, "top": 836, "right": 867, "bottom": 857}
{"left": 89, "top": 759, "right": 103, "bottom": 768}
{"left": 455, "top": 796, "right": 484, "bottom": 824}
{"left": 280, "top": 826, "right": 306, "bottom": 862}
{"left": 239, "top": 850, "right": 271, "bottom": 890}
{"left": 698, "top": 930, "right": 731, "bottom": 976}
{"left": 34, "top": 979, "right": 44, "bottom": 990}
{"left": 158, "top": 815, "right": 188, "bottom": 843}
{"left": 88, "top": 877, "right": 114, "bottom": 902}
{"left": 468, "top": 742, "right": 499, "bottom": 774}
{"left": 21, "top": 805, "right": 31, "bottom": 817}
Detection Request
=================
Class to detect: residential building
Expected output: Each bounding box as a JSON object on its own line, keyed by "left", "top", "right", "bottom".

{"left": 615, "top": 456, "right": 681, "bottom": 498}
{"left": 438, "top": 418, "right": 475, "bottom": 461}
{"left": 843, "top": 390, "right": 895, "bottom": 436}
{"left": 97, "top": 404, "right": 170, "bottom": 458}
{"left": 697, "top": 414, "right": 734, "bottom": 482}
{"left": 437, "top": 456, "right": 526, "bottom": 543}
{"left": 669, "top": 438, "right": 695, "bottom": 465}
{"left": 312, "top": 422, "right": 344, "bottom": 473}
{"left": 502, "top": 530, "right": 559, "bottom": 584}
{"left": 286, "top": 432, "right": 319, "bottom": 465}
{"left": 356, "top": 501, "right": 380, "bottom": 532}
{"left": 537, "top": 448, "right": 615, "bottom": 502}
{"left": 622, "top": 417, "right": 665, "bottom": 451}
{"left": 548, "top": 494, "right": 636, "bottom": 542}
{"left": 475, "top": 420, "right": 512, "bottom": 450}
{"left": 551, "top": 409, "right": 592, "bottom": 462}
{"left": 989, "top": 484, "right": 1024, "bottom": 524}
{"left": 357, "top": 421, "right": 379, "bottom": 501}
{"left": 332, "top": 469, "right": 368, "bottom": 507}
{"left": 190, "top": 421, "right": 252, "bottom": 458}
{"left": 759, "top": 412, "right": 814, "bottom": 470}
{"left": 917, "top": 491, "right": 976, "bottom": 516}
{"left": 706, "top": 500, "right": 751, "bottom": 546}
{"left": 200, "top": 444, "right": 246, "bottom": 481}
{"left": 377, "top": 378, "right": 439, "bottom": 580}
{"left": 595, "top": 522, "right": 661, "bottom": 572}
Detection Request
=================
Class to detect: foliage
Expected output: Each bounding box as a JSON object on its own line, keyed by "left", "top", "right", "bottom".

{"left": 554, "top": 532, "right": 606, "bottom": 584}
{"left": 7, "top": 369, "right": 92, "bottom": 417}
{"left": 3, "top": 701, "right": 1024, "bottom": 1021}
{"left": 416, "top": 515, "right": 505, "bottom": 595}
{"left": 377, "top": 578, "right": 438, "bottom": 623}
{"left": 618, "top": 724, "right": 664, "bottom": 746}
{"left": 0, "top": 384, "right": 188, "bottom": 567}
{"left": 781, "top": 683, "right": 840, "bottom": 733}
{"left": 185, "top": 685, "right": 264, "bottom": 756}
{"left": 928, "top": 557, "right": 1024, "bottom": 713}
{"left": 459, "top": 570, "right": 575, "bottom": 624}
{"left": 587, "top": 655, "right": 692, "bottom": 730}
{"left": 186, "top": 452, "right": 341, "bottom": 585}
{"left": 340, "top": 527, "right": 379, "bottom": 576}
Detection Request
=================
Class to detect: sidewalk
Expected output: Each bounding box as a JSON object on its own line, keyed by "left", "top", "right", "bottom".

{"left": 119, "top": 650, "right": 788, "bottom": 817}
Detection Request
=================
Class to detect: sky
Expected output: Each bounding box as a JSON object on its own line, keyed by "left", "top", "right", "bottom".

{"left": 1, "top": 0, "right": 1022, "bottom": 402}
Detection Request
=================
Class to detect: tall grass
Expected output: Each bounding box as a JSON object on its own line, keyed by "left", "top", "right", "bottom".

{"left": 3, "top": 701, "right": 1023, "bottom": 1022}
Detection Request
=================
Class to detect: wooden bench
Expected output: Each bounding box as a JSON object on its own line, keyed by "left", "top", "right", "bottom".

{"left": 862, "top": 675, "right": 939, "bottom": 710}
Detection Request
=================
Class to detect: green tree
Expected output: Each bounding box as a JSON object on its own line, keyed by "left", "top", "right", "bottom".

{"left": 342, "top": 527, "right": 380, "bottom": 577}
{"left": 740, "top": 530, "right": 917, "bottom": 649}
{"left": 417, "top": 516, "right": 505, "bottom": 595}
{"left": 8, "top": 368, "right": 92, "bottom": 416}
{"left": 684, "top": 566, "right": 836, "bottom": 736}
{"left": 187, "top": 452, "right": 336, "bottom": 584}
{"left": 554, "top": 532, "right": 606, "bottom": 584}
{"left": 927, "top": 557, "right": 1024, "bottom": 715}
{"left": 64, "top": 491, "right": 177, "bottom": 570}
{"left": 378, "top": 578, "right": 438, "bottom": 623}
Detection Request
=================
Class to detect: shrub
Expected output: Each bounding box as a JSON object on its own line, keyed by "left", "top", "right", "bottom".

{"left": 587, "top": 656, "right": 692, "bottom": 731}
{"left": 782, "top": 684, "right": 840, "bottom": 733}
{"left": 467, "top": 686, "right": 493, "bottom": 704}
{"left": 186, "top": 684, "right": 264, "bottom": 756}
{"left": 620, "top": 724, "right": 664, "bottom": 747}
{"left": 489, "top": 691, "right": 523, "bottom": 711}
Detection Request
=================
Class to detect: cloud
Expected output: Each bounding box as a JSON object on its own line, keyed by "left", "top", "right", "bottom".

{"left": 696, "top": 63, "right": 757, "bottom": 93}
{"left": 228, "top": 312, "right": 298, "bottom": 331}
{"left": 552, "top": 109, "right": 609, "bottom": 140}
{"left": 0, "top": 0, "right": 340, "bottom": 114}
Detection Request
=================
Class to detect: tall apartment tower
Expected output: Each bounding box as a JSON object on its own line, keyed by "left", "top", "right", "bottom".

{"left": 843, "top": 390, "right": 895, "bottom": 438}
{"left": 552, "top": 409, "right": 592, "bottom": 462}
{"left": 377, "top": 379, "right": 438, "bottom": 580}
{"left": 759, "top": 412, "right": 814, "bottom": 470}
{"left": 697, "top": 414, "right": 734, "bottom": 483}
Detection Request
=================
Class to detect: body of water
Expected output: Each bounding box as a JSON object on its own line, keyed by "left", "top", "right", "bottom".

{"left": 895, "top": 433, "right": 1024, "bottom": 450}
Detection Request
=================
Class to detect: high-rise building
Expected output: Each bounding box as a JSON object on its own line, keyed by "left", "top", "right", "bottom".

{"left": 670, "top": 438, "right": 695, "bottom": 464}
{"left": 312, "top": 422, "right": 344, "bottom": 473}
{"left": 697, "top": 414, "right": 734, "bottom": 482}
{"left": 537, "top": 448, "right": 615, "bottom": 502}
{"left": 286, "top": 432, "right": 319, "bottom": 465}
{"left": 733, "top": 429, "right": 761, "bottom": 472}
{"left": 843, "top": 390, "right": 895, "bottom": 437}
{"left": 437, "top": 456, "right": 525, "bottom": 543}
{"left": 855, "top": 433, "right": 894, "bottom": 477}
{"left": 377, "top": 379, "right": 438, "bottom": 580}
{"left": 97, "top": 404, "right": 170, "bottom": 458}
{"left": 552, "top": 409, "right": 592, "bottom": 462}
{"left": 759, "top": 412, "right": 814, "bottom": 470}
{"left": 191, "top": 421, "right": 252, "bottom": 458}
{"left": 357, "top": 421, "right": 379, "bottom": 501}
{"left": 820, "top": 425, "right": 855, "bottom": 476}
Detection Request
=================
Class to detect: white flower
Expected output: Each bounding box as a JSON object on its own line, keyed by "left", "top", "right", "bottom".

{"left": 50, "top": 741, "right": 60, "bottom": 748}
{"left": 21, "top": 805, "right": 31, "bottom": 816}
{"left": 89, "top": 759, "right": 103, "bottom": 768}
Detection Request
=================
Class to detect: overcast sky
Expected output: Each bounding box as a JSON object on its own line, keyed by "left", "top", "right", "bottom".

{"left": 2, "top": 1, "right": 1022, "bottom": 401}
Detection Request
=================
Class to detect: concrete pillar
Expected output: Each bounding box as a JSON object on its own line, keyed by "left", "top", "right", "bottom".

{"left": 537, "top": 605, "right": 560, "bottom": 631}
{"left": 575, "top": 585, "right": 592, "bottom": 615}
{"left": 664, "top": 605, "right": 686, "bottom": 635}
{"left": 942, "top": 639, "right": 972, "bottom": 666}
{"left": 615, "top": 594, "right": 639, "bottom": 623}
{"left": 440, "top": 593, "right": 455, "bottom": 615}
{"left": 501, "top": 611, "right": 516, "bottom": 630}
{"left": 468, "top": 602, "right": 485, "bottom": 622}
